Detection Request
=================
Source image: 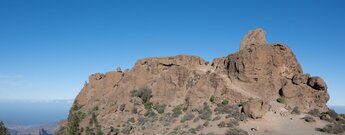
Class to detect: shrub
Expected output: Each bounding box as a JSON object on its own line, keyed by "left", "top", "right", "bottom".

{"left": 210, "top": 96, "right": 215, "bottom": 103}
{"left": 144, "top": 109, "right": 156, "bottom": 118}
{"left": 109, "top": 127, "right": 120, "bottom": 135}
{"left": 215, "top": 104, "right": 238, "bottom": 115}
{"left": 218, "top": 121, "right": 226, "bottom": 128}
{"left": 132, "top": 106, "right": 138, "bottom": 114}
{"left": 277, "top": 97, "right": 286, "bottom": 104}
{"left": 172, "top": 105, "right": 183, "bottom": 117}
{"left": 121, "top": 123, "right": 133, "bottom": 135}
{"left": 89, "top": 112, "right": 98, "bottom": 126}
{"left": 131, "top": 87, "right": 152, "bottom": 103}
{"left": 196, "top": 124, "right": 204, "bottom": 131}
{"left": 153, "top": 103, "right": 166, "bottom": 114}
{"left": 316, "top": 123, "right": 345, "bottom": 134}
{"left": 213, "top": 115, "right": 221, "bottom": 121}
{"left": 119, "top": 104, "right": 126, "bottom": 112}
{"left": 144, "top": 101, "right": 153, "bottom": 110}
{"left": 128, "top": 117, "right": 135, "bottom": 123}
{"left": 222, "top": 100, "right": 229, "bottom": 105}
{"left": 218, "top": 120, "right": 239, "bottom": 128}
{"left": 302, "top": 116, "right": 316, "bottom": 123}
{"left": 203, "top": 121, "right": 210, "bottom": 127}
{"left": 159, "top": 113, "right": 176, "bottom": 126}
{"left": 189, "top": 128, "right": 197, "bottom": 134}
{"left": 225, "top": 128, "right": 248, "bottom": 135}
{"left": 327, "top": 109, "right": 338, "bottom": 120}
{"left": 291, "top": 106, "right": 301, "bottom": 115}
{"left": 309, "top": 109, "right": 321, "bottom": 117}
{"left": 193, "top": 117, "right": 200, "bottom": 123}
{"left": 198, "top": 103, "right": 212, "bottom": 120}
{"left": 67, "top": 102, "right": 85, "bottom": 135}
{"left": 181, "top": 112, "right": 195, "bottom": 123}
{"left": 0, "top": 121, "right": 10, "bottom": 135}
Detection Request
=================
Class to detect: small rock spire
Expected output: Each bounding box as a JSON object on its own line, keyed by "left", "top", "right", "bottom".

{"left": 240, "top": 28, "right": 267, "bottom": 50}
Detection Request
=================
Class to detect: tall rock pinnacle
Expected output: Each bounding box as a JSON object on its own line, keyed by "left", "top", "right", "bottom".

{"left": 240, "top": 28, "right": 267, "bottom": 50}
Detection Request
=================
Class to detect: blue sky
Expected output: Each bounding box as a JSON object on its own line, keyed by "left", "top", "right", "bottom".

{"left": 0, "top": 0, "right": 344, "bottom": 105}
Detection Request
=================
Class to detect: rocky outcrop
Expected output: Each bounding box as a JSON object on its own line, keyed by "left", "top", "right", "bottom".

{"left": 57, "top": 28, "right": 330, "bottom": 135}
{"left": 240, "top": 28, "right": 267, "bottom": 50}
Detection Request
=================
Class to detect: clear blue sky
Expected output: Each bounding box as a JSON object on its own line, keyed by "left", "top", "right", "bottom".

{"left": 0, "top": 0, "right": 344, "bottom": 105}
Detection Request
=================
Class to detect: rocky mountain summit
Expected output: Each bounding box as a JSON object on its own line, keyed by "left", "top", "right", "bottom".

{"left": 56, "top": 29, "right": 344, "bottom": 135}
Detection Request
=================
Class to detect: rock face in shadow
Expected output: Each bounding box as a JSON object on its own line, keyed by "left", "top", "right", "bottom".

{"left": 57, "top": 29, "right": 330, "bottom": 135}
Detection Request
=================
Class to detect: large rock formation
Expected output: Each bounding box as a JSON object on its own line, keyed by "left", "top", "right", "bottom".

{"left": 57, "top": 29, "right": 330, "bottom": 135}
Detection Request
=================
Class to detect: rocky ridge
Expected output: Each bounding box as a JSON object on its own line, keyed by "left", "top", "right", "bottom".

{"left": 56, "top": 28, "right": 334, "bottom": 135}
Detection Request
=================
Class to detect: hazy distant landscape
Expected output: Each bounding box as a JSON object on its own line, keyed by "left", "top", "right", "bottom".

{"left": 0, "top": 100, "right": 72, "bottom": 125}
{"left": 0, "top": 100, "right": 72, "bottom": 134}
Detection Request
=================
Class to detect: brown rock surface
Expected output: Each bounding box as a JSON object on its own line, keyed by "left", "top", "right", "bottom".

{"left": 240, "top": 28, "right": 267, "bottom": 50}
{"left": 243, "top": 99, "right": 270, "bottom": 119}
{"left": 57, "top": 28, "right": 331, "bottom": 135}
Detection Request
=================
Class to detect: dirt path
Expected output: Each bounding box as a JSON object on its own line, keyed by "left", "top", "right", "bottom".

{"left": 239, "top": 111, "right": 337, "bottom": 135}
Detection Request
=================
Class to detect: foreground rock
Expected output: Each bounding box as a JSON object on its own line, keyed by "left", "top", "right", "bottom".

{"left": 56, "top": 29, "right": 330, "bottom": 135}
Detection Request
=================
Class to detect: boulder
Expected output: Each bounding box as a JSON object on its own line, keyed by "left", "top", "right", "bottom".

{"left": 308, "top": 77, "right": 327, "bottom": 91}
{"left": 243, "top": 99, "right": 270, "bottom": 119}
{"left": 292, "top": 74, "right": 310, "bottom": 85}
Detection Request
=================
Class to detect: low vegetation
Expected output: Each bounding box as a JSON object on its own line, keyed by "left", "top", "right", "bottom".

{"left": 197, "top": 103, "right": 212, "bottom": 120}
{"left": 67, "top": 101, "right": 86, "bottom": 135}
{"left": 308, "top": 109, "right": 321, "bottom": 117}
{"left": 291, "top": 106, "right": 301, "bottom": 115}
{"left": 210, "top": 95, "right": 215, "bottom": 103}
{"left": 317, "top": 123, "right": 345, "bottom": 134}
{"left": 225, "top": 127, "right": 248, "bottom": 135}
{"left": 181, "top": 112, "right": 195, "bottom": 123}
{"left": 0, "top": 121, "right": 10, "bottom": 135}
{"left": 302, "top": 116, "right": 316, "bottom": 123}
{"left": 153, "top": 103, "right": 166, "bottom": 114}
{"left": 131, "top": 87, "right": 152, "bottom": 103}
{"left": 172, "top": 105, "right": 183, "bottom": 117}
{"left": 276, "top": 97, "right": 286, "bottom": 104}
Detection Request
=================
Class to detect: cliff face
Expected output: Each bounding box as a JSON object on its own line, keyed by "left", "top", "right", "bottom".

{"left": 57, "top": 29, "right": 330, "bottom": 135}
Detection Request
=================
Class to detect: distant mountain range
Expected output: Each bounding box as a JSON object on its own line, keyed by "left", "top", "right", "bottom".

{"left": 6, "top": 122, "right": 59, "bottom": 135}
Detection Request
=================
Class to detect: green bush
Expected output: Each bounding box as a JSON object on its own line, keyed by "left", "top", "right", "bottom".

{"left": 181, "top": 112, "right": 195, "bottom": 123}
{"left": 67, "top": 102, "right": 85, "bottom": 135}
{"left": 291, "top": 106, "right": 301, "bottom": 115}
{"left": 128, "top": 117, "right": 135, "bottom": 123}
{"left": 302, "top": 116, "right": 316, "bottom": 123}
{"left": 308, "top": 109, "right": 321, "bottom": 117}
{"left": 210, "top": 96, "right": 215, "bottom": 103}
{"left": 316, "top": 123, "right": 345, "bottom": 134}
{"left": 222, "top": 100, "right": 229, "bottom": 105}
{"left": 327, "top": 109, "right": 338, "bottom": 120}
{"left": 198, "top": 103, "right": 212, "bottom": 120}
{"left": 188, "top": 128, "right": 197, "bottom": 134}
{"left": 0, "top": 121, "right": 10, "bottom": 135}
{"left": 144, "top": 101, "right": 153, "bottom": 110}
{"left": 225, "top": 127, "right": 248, "bottom": 135}
{"left": 277, "top": 97, "right": 286, "bottom": 104}
{"left": 120, "top": 104, "right": 126, "bottom": 112}
{"left": 153, "top": 103, "right": 166, "bottom": 114}
{"left": 132, "top": 106, "right": 138, "bottom": 114}
{"left": 131, "top": 87, "right": 152, "bottom": 103}
{"left": 172, "top": 105, "right": 183, "bottom": 117}
{"left": 144, "top": 109, "right": 156, "bottom": 118}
